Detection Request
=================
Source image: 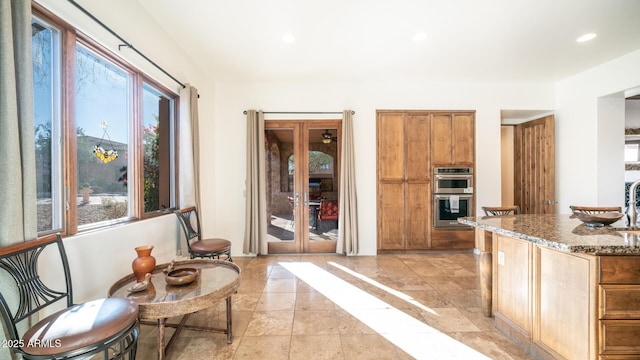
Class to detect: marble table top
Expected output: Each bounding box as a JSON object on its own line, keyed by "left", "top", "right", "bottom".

{"left": 459, "top": 214, "right": 640, "bottom": 255}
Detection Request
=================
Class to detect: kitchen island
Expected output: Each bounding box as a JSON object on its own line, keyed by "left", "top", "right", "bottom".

{"left": 460, "top": 214, "right": 640, "bottom": 360}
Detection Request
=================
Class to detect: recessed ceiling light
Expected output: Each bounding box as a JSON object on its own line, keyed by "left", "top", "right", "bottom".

{"left": 412, "top": 32, "right": 427, "bottom": 42}
{"left": 576, "top": 33, "right": 597, "bottom": 43}
{"left": 282, "top": 33, "right": 296, "bottom": 43}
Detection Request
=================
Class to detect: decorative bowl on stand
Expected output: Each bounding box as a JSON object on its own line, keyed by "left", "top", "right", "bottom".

{"left": 570, "top": 205, "right": 624, "bottom": 227}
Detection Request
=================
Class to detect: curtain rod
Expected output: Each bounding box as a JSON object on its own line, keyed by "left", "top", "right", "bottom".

{"left": 67, "top": 0, "right": 186, "bottom": 89}
{"left": 243, "top": 111, "right": 355, "bottom": 115}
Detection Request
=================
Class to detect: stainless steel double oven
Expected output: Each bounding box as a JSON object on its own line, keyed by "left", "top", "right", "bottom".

{"left": 433, "top": 167, "right": 473, "bottom": 228}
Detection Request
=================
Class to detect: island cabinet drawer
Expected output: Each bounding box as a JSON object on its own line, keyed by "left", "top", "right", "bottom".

{"left": 599, "top": 256, "right": 640, "bottom": 284}
{"left": 600, "top": 320, "right": 640, "bottom": 355}
{"left": 600, "top": 285, "right": 640, "bottom": 318}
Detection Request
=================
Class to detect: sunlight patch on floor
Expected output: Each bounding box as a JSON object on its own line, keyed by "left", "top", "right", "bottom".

{"left": 328, "top": 261, "right": 437, "bottom": 315}
{"left": 279, "top": 262, "right": 490, "bottom": 360}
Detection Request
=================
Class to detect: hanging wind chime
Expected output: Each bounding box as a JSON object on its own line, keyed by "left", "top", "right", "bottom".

{"left": 93, "top": 121, "right": 119, "bottom": 163}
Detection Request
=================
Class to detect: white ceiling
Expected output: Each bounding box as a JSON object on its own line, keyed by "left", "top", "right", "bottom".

{"left": 136, "top": 0, "right": 640, "bottom": 84}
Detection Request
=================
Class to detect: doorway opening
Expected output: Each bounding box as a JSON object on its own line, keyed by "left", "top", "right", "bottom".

{"left": 500, "top": 110, "right": 555, "bottom": 214}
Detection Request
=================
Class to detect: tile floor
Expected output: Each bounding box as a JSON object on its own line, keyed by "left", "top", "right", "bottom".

{"left": 135, "top": 252, "right": 534, "bottom": 360}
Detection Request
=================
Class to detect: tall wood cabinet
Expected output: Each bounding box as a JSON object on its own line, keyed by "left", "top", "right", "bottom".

{"left": 377, "top": 110, "right": 475, "bottom": 251}
{"left": 377, "top": 112, "right": 431, "bottom": 250}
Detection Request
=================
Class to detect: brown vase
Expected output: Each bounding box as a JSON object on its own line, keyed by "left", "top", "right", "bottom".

{"left": 132, "top": 245, "right": 156, "bottom": 282}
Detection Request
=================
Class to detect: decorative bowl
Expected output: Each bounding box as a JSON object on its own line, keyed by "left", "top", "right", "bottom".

{"left": 164, "top": 268, "right": 198, "bottom": 286}
{"left": 571, "top": 211, "right": 624, "bottom": 227}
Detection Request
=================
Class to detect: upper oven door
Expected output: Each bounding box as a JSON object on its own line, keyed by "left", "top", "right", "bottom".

{"left": 434, "top": 174, "right": 474, "bottom": 194}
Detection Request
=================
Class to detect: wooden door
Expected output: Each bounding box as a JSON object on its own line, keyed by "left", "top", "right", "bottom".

{"left": 377, "top": 112, "right": 406, "bottom": 249}
{"left": 405, "top": 114, "right": 431, "bottom": 249}
{"left": 514, "top": 115, "right": 556, "bottom": 214}
{"left": 452, "top": 113, "right": 475, "bottom": 165}
{"left": 431, "top": 113, "right": 453, "bottom": 165}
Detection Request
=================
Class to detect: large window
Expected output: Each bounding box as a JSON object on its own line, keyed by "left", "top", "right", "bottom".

{"left": 32, "top": 8, "right": 178, "bottom": 235}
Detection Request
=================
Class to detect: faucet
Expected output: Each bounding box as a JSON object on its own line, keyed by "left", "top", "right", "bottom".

{"left": 628, "top": 178, "right": 640, "bottom": 227}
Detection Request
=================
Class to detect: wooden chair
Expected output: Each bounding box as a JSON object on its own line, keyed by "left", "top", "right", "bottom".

{"left": 317, "top": 199, "right": 339, "bottom": 230}
{"left": 175, "top": 206, "right": 233, "bottom": 261}
{"left": 0, "top": 233, "right": 139, "bottom": 359}
{"left": 482, "top": 205, "right": 521, "bottom": 216}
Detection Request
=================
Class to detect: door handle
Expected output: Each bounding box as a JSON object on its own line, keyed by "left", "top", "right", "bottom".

{"left": 304, "top": 192, "right": 309, "bottom": 206}
{"left": 295, "top": 192, "right": 299, "bottom": 207}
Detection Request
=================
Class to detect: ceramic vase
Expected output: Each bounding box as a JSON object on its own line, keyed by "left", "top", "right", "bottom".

{"left": 132, "top": 245, "right": 156, "bottom": 282}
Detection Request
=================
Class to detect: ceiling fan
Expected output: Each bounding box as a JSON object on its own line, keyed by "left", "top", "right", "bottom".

{"left": 321, "top": 129, "right": 337, "bottom": 144}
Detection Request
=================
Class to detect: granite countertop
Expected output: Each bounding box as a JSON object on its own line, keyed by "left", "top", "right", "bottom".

{"left": 459, "top": 214, "right": 640, "bottom": 255}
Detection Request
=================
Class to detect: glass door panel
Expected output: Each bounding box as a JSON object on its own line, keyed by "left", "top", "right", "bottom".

{"left": 306, "top": 125, "right": 340, "bottom": 253}
{"left": 265, "top": 126, "right": 300, "bottom": 253}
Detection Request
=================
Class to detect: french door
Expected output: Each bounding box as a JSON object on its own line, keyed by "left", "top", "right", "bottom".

{"left": 265, "top": 120, "right": 341, "bottom": 254}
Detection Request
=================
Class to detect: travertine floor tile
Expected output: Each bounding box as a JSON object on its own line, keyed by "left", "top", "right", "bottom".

{"left": 292, "top": 310, "right": 339, "bottom": 335}
{"left": 289, "top": 334, "right": 343, "bottom": 360}
{"left": 132, "top": 253, "right": 535, "bottom": 360}
{"left": 244, "top": 310, "right": 294, "bottom": 336}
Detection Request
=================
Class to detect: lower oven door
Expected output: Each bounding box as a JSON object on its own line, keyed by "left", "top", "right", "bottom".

{"left": 433, "top": 194, "right": 473, "bottom": 228}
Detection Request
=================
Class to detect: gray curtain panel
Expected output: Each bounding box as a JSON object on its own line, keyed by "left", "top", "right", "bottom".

{"left": 0, "top": 0, "right": 36, "bottom": 245}
{"left": 189, "top": 85, "right": 202, "bottom": 214}
{"left": 1, "top": 0, "right": 36, "bottom": 356}
{"left": 337, "top": 110, "right": 359, "bottom": 255}
{"left": 177, "top": 84, "right": 201, "bottom": 255}
{"left": 244, "top": 110, "right": 267, "bottom": 255}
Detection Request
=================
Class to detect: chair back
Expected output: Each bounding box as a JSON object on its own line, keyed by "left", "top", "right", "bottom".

{"left": 0, "top": 233, "right": 73, "bottom": 343}
{"left": 319, "top": 200, "right": 339, "bottom": 221}
{"left": 175, "top": 206, "right": 203, "bottom": 246}
{"left": 482, "top": 206, "right": 520, "bottom": 216}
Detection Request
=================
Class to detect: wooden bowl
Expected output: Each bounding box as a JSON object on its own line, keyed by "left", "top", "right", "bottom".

{"left": 165, "top": 268, "right": 198, "bottom": 286}
{"left": 571, "top": 211, "right": 624, "bottom": 227}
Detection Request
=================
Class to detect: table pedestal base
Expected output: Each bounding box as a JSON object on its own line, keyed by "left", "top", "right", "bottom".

{"left": 141, "top": 296, "right": 233, "bottom": 360}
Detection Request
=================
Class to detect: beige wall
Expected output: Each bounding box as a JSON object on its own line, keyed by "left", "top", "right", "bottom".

{"left": 501, "top": 126, "right": 515, "bottom": 206}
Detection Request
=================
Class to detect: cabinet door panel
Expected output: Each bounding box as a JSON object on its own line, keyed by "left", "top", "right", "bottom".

{"left": 431, "top": 113, "right": 453, "bottom": 165}
{"left": 405, "top": 114, "right": 430, "bottom": 181}
{"left": 377, "top": 113, "right": 405, "bottom": 181}
{"left": 406, "top": 183, "right": 430, "bottom": 249}
{"left": 538, "top": 247, "right": 592, "bottom": 360}
{"left": 495, "top": 235, "right": 531, "bottom": 335}
{"left": 452, "top": 113, "right": 474, "bottom": 164}
{"left": 378, "top": 182, "right": 405, "bottom": 249}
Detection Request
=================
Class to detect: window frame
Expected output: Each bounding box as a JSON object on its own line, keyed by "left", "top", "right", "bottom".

{"left": 33, "top": 3, "right": 179, "bottom": 236}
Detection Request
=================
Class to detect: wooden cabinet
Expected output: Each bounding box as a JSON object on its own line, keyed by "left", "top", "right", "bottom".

{"left": 377, "top": 110, "right": 475, "bottom": 251}
{"left": 377, "top": 111, "right": 431, "bottom": 250}
{"left": 431, "top": 112, "right": 475, "bottom": 165}
{"left": 599, "top": 256, "right": 640, "bottom": 359}
{"left": 488, "top": 233, "right": 640, "bottom": 360}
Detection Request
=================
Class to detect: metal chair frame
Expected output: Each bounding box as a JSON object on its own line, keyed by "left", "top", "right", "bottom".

{"left": 0, "top": 233, "right": 138, "bottom": 360}
{"left": 175, "top": 206, "right": 233, "bottom": 261}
